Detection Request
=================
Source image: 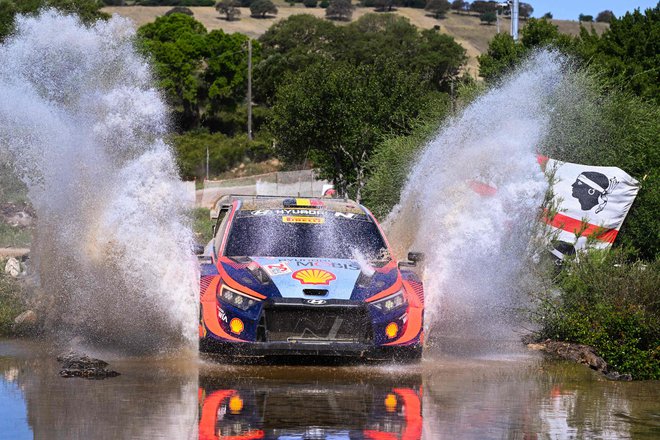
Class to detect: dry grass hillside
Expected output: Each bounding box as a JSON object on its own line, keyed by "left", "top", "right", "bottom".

{"left": 103, "top": 5, "right": 608, "bottom": 76}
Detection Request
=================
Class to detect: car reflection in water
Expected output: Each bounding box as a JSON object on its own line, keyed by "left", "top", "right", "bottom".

{"left": 198, "top": 376, "right": 423, "bottom": 440}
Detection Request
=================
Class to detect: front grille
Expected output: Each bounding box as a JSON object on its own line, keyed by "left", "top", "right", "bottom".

{"left": 263, "top": 305, "right": 372, "bottom": 344}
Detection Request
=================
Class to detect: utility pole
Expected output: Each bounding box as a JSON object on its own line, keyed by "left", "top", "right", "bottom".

{"left": 511, "top": 0, "right": 520, "bottom": 41}
{"left": 247, "top": 39, "right": 253, "bottom": 141}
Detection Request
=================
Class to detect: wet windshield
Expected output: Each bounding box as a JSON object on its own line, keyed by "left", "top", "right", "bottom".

{"left": 224, "top": 211, "right": 388, "bottom": 259}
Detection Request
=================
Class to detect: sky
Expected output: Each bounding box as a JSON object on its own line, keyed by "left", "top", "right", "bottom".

{"left": 528, "top": 0, "right": 657, "bottom": 20}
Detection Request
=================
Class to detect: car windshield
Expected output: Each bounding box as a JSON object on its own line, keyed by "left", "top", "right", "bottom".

{"left": 224, "top": 211, "right": 389, "bottom": 260}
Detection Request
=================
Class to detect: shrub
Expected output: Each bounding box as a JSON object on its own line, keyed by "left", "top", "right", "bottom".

{"left": 304, "top": 0, "right": 318, "bottom": 7}
{"left": 531, "top": 250, "right": 660, "bottom": 380}
{"left": 0, "top": 270, "right": 24, "bottom": 336}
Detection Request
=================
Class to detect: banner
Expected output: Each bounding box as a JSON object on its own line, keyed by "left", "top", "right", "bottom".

{"left": 540, "top": 157, "right": 640, "bottom": 260}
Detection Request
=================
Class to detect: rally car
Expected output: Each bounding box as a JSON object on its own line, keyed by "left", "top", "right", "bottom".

{"left": 198, "top": 195, "right": 425, "bottom": 360}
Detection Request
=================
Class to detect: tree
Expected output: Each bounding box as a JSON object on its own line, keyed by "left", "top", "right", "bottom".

{"left": 325, "top": 0, "right": 353, "bottom": 21}
{"left": 250, "top": 0, "right": 277, "bottom": 17}
{"left": 216, "top": 0, "right": 241, "bottom": 21}
{"left": 596, "top": 10, "right": 614, "bottom": 23}
{"left": 303, "top": 0, "right": 317, "bottom": 7}
{"left": 469, "top": 0, "right": 495, "bottom": 15}
{"left": 480, "top": 11, "right": 496, "bottom": 25}
{"left": 165, "top": 6, "right": 194, "bottom": 16}
{"left": 578, "top": 14, "right": 594, "bottom": 22}
{"left": 373, "top": 0, "right": 395, "bottom": 12}
{"left": 542, "top": 12, "right": 552, "bottom": 19}
{"left": 270, "top": 61, "right": 429, "bottom": 200}
{"left": 450, "top": 0, "right": 466, "bottom": 14}
{"left": 519, "top": 2, "right": 533, "bottom": 19}
{"left": 425, "top": 0, "right": 450, "bottom": 19}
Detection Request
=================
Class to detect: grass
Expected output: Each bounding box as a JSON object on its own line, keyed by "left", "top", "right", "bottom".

{"left": 191, "top": 207, "right": 214, "bottom": 245}
{"left": 0, "top": 269, "right": 24, "bottom": 336}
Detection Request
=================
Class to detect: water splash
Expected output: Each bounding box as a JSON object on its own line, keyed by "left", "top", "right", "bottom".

{"left": 386, "top": 51, "right": 568, "bottom": 350}
{"left": 0, "top": 10, "right": 198, "bottom": 353}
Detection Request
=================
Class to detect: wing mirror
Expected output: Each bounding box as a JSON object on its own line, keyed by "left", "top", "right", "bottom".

{"left": 398, "top": 251, "right": 424, "bottom": 268}
{"left": 193, "top": 243, "right": 205, "bottom": 256}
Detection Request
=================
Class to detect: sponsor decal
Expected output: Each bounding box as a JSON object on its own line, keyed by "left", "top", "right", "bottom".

{"left": 217, "top": 306, "right": 228, "bottom": 323}
{"left": 292, "top": 268, "right": 336, "bottom": 285}
{"left": 282, "top": 216, "right": 325, "bottom": 224}
{"left": 251, "top": 209, "right": 323, "bottom": 216}
{"left": 334, "top": 212, "right": 355, "bottom": 219}
{"left": 306, "top": 299, "right": 327, "bottom": 305}
{"left": 294, "top": 260, "right": 360, "bottom": 271}
{"left": 264, "top": 261, "right": 292, "bottom": 276}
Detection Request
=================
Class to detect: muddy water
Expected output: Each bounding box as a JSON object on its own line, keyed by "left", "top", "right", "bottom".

{"left": 1, "top": 338, "right": 658, "bottom": 440}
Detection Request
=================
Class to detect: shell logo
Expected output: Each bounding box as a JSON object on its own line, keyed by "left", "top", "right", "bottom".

{"left": 292, "top": 269, "right": 336, "bottom": 285}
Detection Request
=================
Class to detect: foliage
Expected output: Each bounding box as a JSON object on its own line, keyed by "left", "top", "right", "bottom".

{"left": 425, "top": 0, "right": 450, "bottom": 19}
{"left": 362, "top": 115, "right": 447, "bottom": 219}
{"left": 469, "top": 0, "right": 495, "bottom": 15}
{"left": 450, "top": 0, "right": 467, "bottom": 14}
{"left": 578, "top": 14, "right": 593, "bottom": 22}
{"left": 215, "top": 0, "right": 241, "bottom": 21}
{"left": 303, "top": 0, "right": 317, "bottom": 7}
{"left": 138, "top": 15, "right": 260, "bottom": 132}
{"left": 165, "top": 6, "right": 194, "bottom": 15}
{"left": 269, "top": 60, "right": 432, "bottom": 200}
{"left": 477, "top": 32, "right": 525, "bottom": 80}
{"left": 373, "top": 0, "right": 396, "bottom": 12}
{"left": 319, "top": 0, "right": 329, "bottom": 8}
{"left": 191, "top": 207, "right": 214, "bottom": 244}
{"left": 542, "top": 12, "right": 552, "bottom": 19}
{"left": 170, "top": 131, "right": 273, "bottom": 180}
{"left": 0, "top": 270, "right": 24, "bottom": 336}
{"left": 583, "top": 6, "right": 659, "bottom": 103}
{"left": 250, "top": 0, "right": 277, "bottom": 18}
{"left": 136, "top": 0, "right": 215, "bottom": 5}
{"left": 531, "top": 250, "right": 660, "bottom": 380}
{"left": 479, "top": 11, "right": 495, "bottom": 25}
{"left": 325, "top": 0, "right": 353, "bottom": 21}
{"left": 519, "top": 2, "right": 532, "bottom": 19}
{"left": 0, "top": 0, "right": 108, "bottom": 41}
{"left": 255, "top": 13, "right": 466, "bottom": 104}
{"left": 596, "top": 10, "right": 614, "bottom": 23}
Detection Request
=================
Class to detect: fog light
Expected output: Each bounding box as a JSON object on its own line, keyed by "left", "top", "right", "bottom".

{"left": 385, "top": 322, "right": 398, "bottom": 339}
{"left": 384, "top": 393, "right": 397, "bottom": 412}
{"left": 230, "top": 318, "right": 244, "bottom": 334}
{"left": 229, "top": 395, "right": 243, "bottom": 414}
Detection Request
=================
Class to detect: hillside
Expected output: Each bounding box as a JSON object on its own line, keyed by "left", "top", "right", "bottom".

{"left": 102, "top": 5, "right": 609, "bottom": 76}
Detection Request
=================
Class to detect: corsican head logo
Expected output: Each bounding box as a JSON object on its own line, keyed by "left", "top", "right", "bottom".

{"left": 292, "top": 269, "right": 336, "bottom": 285}
{"left": 571, "top": 171, "right": 619, "bottom": 214}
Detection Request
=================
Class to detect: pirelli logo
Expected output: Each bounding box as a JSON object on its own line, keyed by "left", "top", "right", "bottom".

{"left": 282, "top": 216, "right": 325, "bottom": 224}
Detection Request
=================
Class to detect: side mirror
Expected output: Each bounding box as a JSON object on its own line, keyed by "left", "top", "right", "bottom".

{"left": 193, "top": 243, "right": 205, "bottom": 256}
{"left": 398, "top": 251, "right": 424, "bottom": 269}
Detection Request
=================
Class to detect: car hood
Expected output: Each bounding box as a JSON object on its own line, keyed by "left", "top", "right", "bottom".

{"left": 250, "top": 257, "right": 364, "bottom": 300}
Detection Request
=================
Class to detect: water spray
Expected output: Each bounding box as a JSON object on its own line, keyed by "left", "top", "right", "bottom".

{"left": 0, "top": 10, "right": 198, "bottom": 353}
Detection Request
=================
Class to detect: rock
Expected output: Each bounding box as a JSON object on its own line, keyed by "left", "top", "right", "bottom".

{"left": 57, "top": 352, "right": 120, "bottom": 380}
{"left": 14, "top": 310, "right": 37, "bottom": 326}
{"left": 605, "top": 371, "right": 633, "bottom": 381}
{"left": 4, "top": 257, "right": 21, "bottom": 277}
{"left": 531, "top": 340, "right": 609, "bottom": 374}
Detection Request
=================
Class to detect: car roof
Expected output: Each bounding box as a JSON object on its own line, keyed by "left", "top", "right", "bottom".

{"left": 211, "top": 195, "right": 368, "bottom": 219}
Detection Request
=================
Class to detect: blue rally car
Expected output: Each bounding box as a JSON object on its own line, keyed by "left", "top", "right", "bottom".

{"left": 198, "top": 195, "right": 425, "bottom": 360}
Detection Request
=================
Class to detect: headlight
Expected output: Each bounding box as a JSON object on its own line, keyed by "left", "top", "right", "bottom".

{"left": 217, "top": 285, "right": 261, "bottom": 311}
{"left": 371, "top": 289, "right": 407, "bottom": 313}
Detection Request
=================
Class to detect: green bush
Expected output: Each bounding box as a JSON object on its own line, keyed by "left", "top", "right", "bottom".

{"left": 170, "top": 131, "right": 273, "bottom": 180}
{"left": 0, "top": 270, "right": 24, "bottom": 336}
{"left": 532, "top": 250, "right": 660, "bottom": 380}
